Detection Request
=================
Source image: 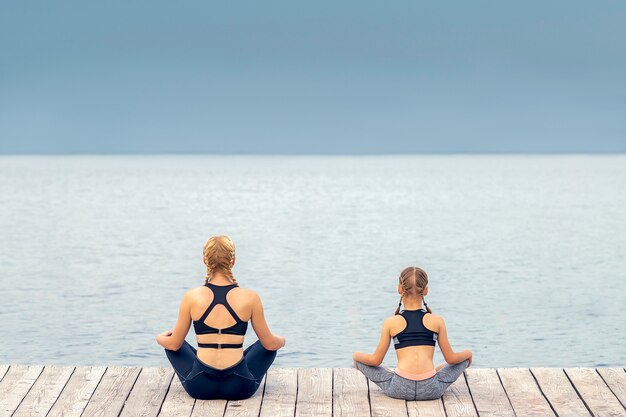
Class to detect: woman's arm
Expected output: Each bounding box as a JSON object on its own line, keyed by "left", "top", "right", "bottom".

{"left": 250, "top": 292, "right": 286, "bottom": 351}
{"left": 434, "top": 316, "right": 472, "bottom": 366}
{"left": 352, "top": 318, "right": 392, "bottom": 367}
{"left": 156, "top": 292, "right": 192, "bottom": 351}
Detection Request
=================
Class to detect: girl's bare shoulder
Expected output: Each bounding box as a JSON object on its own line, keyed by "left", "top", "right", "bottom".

{"left": 423, "top": 312, "right": 444, "bottom": 332}
{"left": 384, "top": 314, "right": 407, "bottom": 331}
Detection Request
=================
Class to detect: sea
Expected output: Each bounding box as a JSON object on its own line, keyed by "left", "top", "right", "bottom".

{"left": 0, "top": 155, "right": 624, "bottom": 368}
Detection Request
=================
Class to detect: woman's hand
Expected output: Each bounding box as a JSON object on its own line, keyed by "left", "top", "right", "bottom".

{"left": 277, "top": 335, "right": 286, "bottom": 349}
{"left": 156, "top": 330, "right": 174, "bottom": 348}
{"left": 463, "top": 349, "right": 473, "bottom": 367}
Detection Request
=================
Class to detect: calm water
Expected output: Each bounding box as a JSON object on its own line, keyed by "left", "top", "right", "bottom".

{"left": 0, "top": 155, "right": 625, "bottom": 368}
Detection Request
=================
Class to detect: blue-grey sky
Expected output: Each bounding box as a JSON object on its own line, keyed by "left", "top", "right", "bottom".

{"left": 1, "top": 1, "right": 625, "bottom": 154}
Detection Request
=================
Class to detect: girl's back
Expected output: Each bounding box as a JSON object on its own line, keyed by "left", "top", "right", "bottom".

{"left": 388, "top": 311, "right": 439, "bottom": 374}
{"left": 353, "top": 266, "right": 472, "bottom": 401}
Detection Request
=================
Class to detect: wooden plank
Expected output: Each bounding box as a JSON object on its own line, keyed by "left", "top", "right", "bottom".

{"left": 406, "top": 398, "right": 445, "bottom": 417}
{"left": 47, "top": 366, "right": 106, "bottom": 417}
{"left": 0, "top": 365, "right": 8, "bottom": 383}
{"left": 368, "top": 379, "right": 407, "bottom": 417}
{"left": 598, "top": 368, "right": 626, "bottom": 409}
{"left": 530, "top": 368, "right": 590, "bottom": 417}
{"left": 259, "top": 368, "right": 298, "bottom": 417}
{"left": 464, "top": 368, "right": 515, "bottom": 417}
{"left": 81, "top": 366, "right": 141, "bottom": 417}
{"left": 296, "top": 368, "right": 333, "bottom": 417}
{"left": 441, "top": 373, "right": 478, "bottom": 417}
{"left": 120, "top": 367, "right": 174, "bottom": 417}
{"left": 191, "top": 398, "right": 227, "bottom": 417}
{"left": 223, "top": 377, "right": 265, "bottom": 417}
{"left": 0, "top": 365, "right": 44, "bottom": 415}
{"left": 333, "top": 368, "right": 370, "bottom": 417}
{"left": 13, "top": 365, "right": 74, "bottom": 417}
{"left": 565, "top": 367, "right": 625, "bottom": 417}
{"left": 158, "top": 376, "right": 195, "bottom": 417}
{"left": 497, "top": 368, "right": 555, "bottom": 416}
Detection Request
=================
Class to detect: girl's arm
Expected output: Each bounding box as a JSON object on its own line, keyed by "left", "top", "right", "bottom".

{"left": 250, "top": 292, "right": 286, "bottom": 351}
{"left": 352, "top": 318, "right": 392, "bottom": 366}
{"left": 156, "top": 292, "right": 192, "bottom": 351}
{"left": 434, "top": 316, "right": 472, "bottom": 365}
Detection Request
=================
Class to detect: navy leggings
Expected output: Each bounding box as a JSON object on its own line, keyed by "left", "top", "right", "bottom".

{"left": 165, "top": 340, "right": 276, "bottom": 400}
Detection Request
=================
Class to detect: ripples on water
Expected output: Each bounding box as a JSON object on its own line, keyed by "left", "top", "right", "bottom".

{"left": 0, "top": 155, "right": 625, "bottom": 368}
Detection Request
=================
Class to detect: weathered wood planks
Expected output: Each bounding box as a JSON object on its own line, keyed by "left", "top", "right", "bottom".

{"left": 81, "top": 366, "right": 141, "bottom": 417}
{"left": 0, "top": 365, "right": 624, "bottom": 417}
{"left": 0, "top": 365, "right": 44, "bottom": 415}
{"left": 120, "top": 367, "right": 174, "bottom": 417}
{"left": 13, "top": 365, "right": 74, "bottom": 417}
{"left": 597, "top": 368, "right": 626, "bottom": 409}
{"left": 530, "top": 367, "right": 591, "bottom": 417}
{"left": 406, "top": 398, "right": 446, "bottom": 417}
{"left": 497, "top": 368, "right": 555, "bottom": 416}
{"left": 158, "top": 376, "right": 195, "bottom": 417}
{"left": 333, "top": 367, "right": 370, "bottom": 417}
{"left": 565, "top": 367, "right": 625, "bottom": 417}
{"left": 296, "top": 368, "right": 333, "bottom": 417}
{"left": 47, "top": 366, "right": 107, "bottom": 417}
{"left": 465, "top": 368, "right": 515, "bottom": 417}
{"left": 441, "top": 374, "right": 478, "bottom": 417}
{"left": 191, "top": 398, "right": 227, "bottom": 417}
{"left": 0, "top": 366, "right": 8, "bottom": 383}
{"left": 259, "top": 368, "right": 298, "bottom": 417}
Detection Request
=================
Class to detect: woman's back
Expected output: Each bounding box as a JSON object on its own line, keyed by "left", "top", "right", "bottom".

{"left": 189, "top": 283, "right": 256, "bottom": 369}
{"left": 157, "top": 235, "right": 285, "bottom": 400}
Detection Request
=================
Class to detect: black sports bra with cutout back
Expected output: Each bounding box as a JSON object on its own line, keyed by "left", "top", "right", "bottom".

{"left": 393, "top": 309, "right": 438, "bottom": 349}
{"left": 192, "top": 283, "right": 248, "bottom": 349}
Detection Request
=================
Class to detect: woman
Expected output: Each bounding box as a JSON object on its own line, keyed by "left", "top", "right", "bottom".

{"left": 353, "top": 266, "right": 472, "bottom": 401}
{"left": 157, "top": 235, "right": 285, "bottom": 400}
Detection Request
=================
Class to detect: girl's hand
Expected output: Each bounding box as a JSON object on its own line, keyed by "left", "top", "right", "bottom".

{"left": 464, "top": 349, "right": 473, "bottom": 367}
{"left": 160, "top": 330, "right": 173, "bottom": 337}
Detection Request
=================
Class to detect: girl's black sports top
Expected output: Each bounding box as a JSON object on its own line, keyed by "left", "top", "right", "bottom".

{"left": 393, "top": 309, "right": 438, "bottom": 349}
{"left": 193, "top": 283, "right": 248, "bottom": 349}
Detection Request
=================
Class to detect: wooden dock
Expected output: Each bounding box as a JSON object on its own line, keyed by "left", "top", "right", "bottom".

{"left": 0, "top": 365, "right": 625, "bottom": 416}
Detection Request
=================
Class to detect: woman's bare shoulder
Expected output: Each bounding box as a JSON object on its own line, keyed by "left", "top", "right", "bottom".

{"left": 234, "top": 286, "right": 260, "bottom": 301}
{"left": 182, "top": 286, "right": 208, "bottom": 302}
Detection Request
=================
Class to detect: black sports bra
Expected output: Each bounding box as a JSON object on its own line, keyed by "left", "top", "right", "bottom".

{"left": 192, "top": 283, "right": 248, "bottom": 349}
{"left": 393, "top": 309, "right": 438, "bottom": 349}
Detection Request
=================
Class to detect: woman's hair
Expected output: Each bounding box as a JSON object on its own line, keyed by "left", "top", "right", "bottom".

{"left": 203, "top": 235, "right": 238, "bottom": 286}
{"left": 395, "top": 266, "right": 432, "bottom": 315}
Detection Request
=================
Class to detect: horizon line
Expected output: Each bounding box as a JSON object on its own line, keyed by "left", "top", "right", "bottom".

{"left": 1, "top": 151, "right": 625, "bottom": 157}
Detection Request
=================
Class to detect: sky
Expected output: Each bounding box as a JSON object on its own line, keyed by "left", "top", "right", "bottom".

{"left": 1, "top": 1, "right": 625, "bottom": 154}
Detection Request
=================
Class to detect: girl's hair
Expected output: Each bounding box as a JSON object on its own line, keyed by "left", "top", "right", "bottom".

{"left": 395, "top": 266, "right": 432, "bottom": 315}
{"left": 203, "top": 235, "right": 238, "bottom": 286}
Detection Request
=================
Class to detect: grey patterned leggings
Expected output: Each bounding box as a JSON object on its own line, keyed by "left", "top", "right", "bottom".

{"left": 355, "top": 360, "right": 470, "bottom": 401}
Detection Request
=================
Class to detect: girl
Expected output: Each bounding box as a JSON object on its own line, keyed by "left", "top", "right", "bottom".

{"left": 157, "top": 235, "right": 285, "bottom": 400}
{"left": 353, "top": 266, "right": 472, "bottom": 401}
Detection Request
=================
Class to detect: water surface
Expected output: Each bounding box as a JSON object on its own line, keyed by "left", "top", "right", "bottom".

{"left": 0, "top": 155, "right": 624, "bottom": 368}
